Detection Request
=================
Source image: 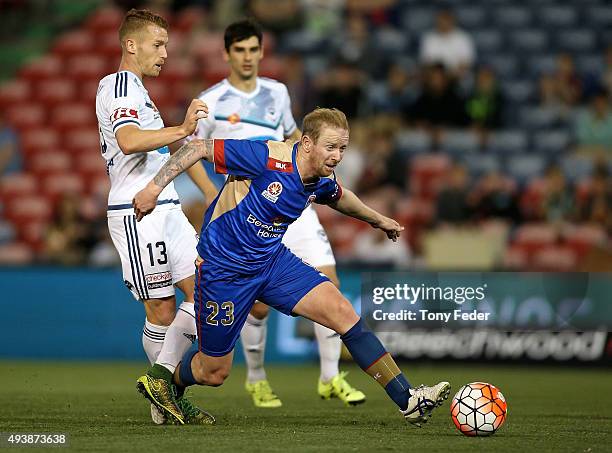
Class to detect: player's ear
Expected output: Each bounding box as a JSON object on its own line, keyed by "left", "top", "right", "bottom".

{"left": 301, "top": 134, "right": 312, "bottom": 153}
{"left": 223, "top": 48, "right": 230, "bottom": 63}
{"left": 124, "top": 37, "right": 137, "bottom": 55}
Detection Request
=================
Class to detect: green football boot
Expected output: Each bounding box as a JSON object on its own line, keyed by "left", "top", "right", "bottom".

{"left": 245, "top": 380, "right": 282, "bottom": 408}
{"left": 176, "top": 394, "right": 216, "bottom": 425}
{"left": 318, "top": 371, "right": 366, "bottom": 406}
{"left": 137, "top": 374, "right": 185, "bottom": 425}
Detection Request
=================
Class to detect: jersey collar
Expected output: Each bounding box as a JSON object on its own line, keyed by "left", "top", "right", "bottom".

{"left": 224, "top": 77, "right": 261, "bottom": 99}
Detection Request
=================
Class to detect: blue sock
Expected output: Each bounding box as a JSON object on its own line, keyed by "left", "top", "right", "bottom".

{"left": 177, "top": 350, "right": 198, "bottom": 387}
{"left": 341, "top": 318, "right": 411, "bottom": 410}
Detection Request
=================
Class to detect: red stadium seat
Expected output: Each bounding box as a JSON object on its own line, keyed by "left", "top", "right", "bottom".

{"left": 532, "top": 246, "right": 577, "bottom": 272}
{"left": 0, "top": 173, "right": 38, "bottom": 200}
{"left": 66, "top": 55, "right": 108, "bottom": 81}
{"left": 18, "top": 55, "right": 62, "bottom": 82}
{"left": 520, "top": 177, "right": 547, "bottom": 220}
{"left": 27, "top": 150, "right": 72, "bottom": 176}
{"left": 80, "top": 79, "right": 102, "bottom": 103}
{"left": 53, "top": 30, "right": 95, "bottom": 57}
{"left": 74, "top": 151, "right": 107, "bottom": 180}
{"left": 50, "top": 103, "right": 97, "bottom": 132}
{"left": 64, "top": 128, "right": 101, "bottom": 154}
{"left": 0, "top": 242, "right": 34, "bottom": 265}
{"left": 158, "top": 57, "right": 196, "bottom": 85}
{"left": 190, "top": 32, "right": 225, "bottom": 60}
{"left": 172, "top": 7, "right": 203, "bottom": 33}
{"left": 42, "top": 173, "right": 84, "bottom": 198}
{"left": 36, "top": 79, "right": 77, "bottom": 105}
{"left": 86, "top": 7, "right": 125, "bottom": 33}
{"left": 562, "top": 224, "right": 608, "bottom": 257}
{"left": 259, "top": 56, "right": 284, "bottom": 80}
{"left": 513, "top": 223, "right": 558, "bottom": 255}
{"left": 5, "top": 104, "right": 46, "bottom": 130}
{"left": 409, "top": 154, "right": 451, "bottom": 199}
{"left": 5, "top": 195, "right": 53, "bottom": 223}
{"left": 502, "top": 245, "right": 528, "bottom": 270}
{"left": 20, "top": 128, "right": 60, "bottom": 155}
{"left": 0, "top": 79, "right": 30, "bottom": 108}
{"left": 97, "top": 31, "right": 122, "bottom": 59}
{"left": 142, "top": 78, "right": 172, "bottom": 106}
{"left": 19, "top": 220, "right": 48, "bottom": 251}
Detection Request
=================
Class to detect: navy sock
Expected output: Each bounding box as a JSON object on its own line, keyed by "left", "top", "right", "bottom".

{"left": 177, "top": 350, "right": 198, "bottom": 387}
{"left": 341, "top": 318, "right": 411, "bottom": 410}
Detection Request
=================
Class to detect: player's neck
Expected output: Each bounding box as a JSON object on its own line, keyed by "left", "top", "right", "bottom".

{"left": 295, "top": 145, "right": 318, "bottom": 184}
{"left": 228, "top": 73, "right": 257, "bottom": 93}
{"left": 118, "top": 58, "right": 142, "bottom": 80}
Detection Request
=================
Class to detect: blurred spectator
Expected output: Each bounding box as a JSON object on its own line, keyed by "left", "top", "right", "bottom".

{"left": 0, "top": 112, "right": 21, "bottom": 175}
{"left": 283, "top": 53, "right": 315, "bottom": 120}
{"left": 248, "top": 0, "right": 302, "bottom": 36}
{"left": 44, "top": 194, "right": 95, "bottom": 266}
{"left": 579, "top": 162, "right": 612, "bottom": 235}
{"left": 466, "top": 67, "right": 504, "bottom": 130}
{"left": 539, "top": 53, "right": 582, "bottom": 115}
{"left": 575, "top": 89, "right": 612, "bottom": 152}
{"left": 369, "top": 63, "right": 415, "bottom": 115}
{"left": 542, "top": 166, "right": 576, "bottom": 225}
{"left": 301, "top": 0, "right": 343, "bottom": 40}
{"left": 471, "top": 172, "right": 520, "bottom": 223}
{"left": 436, "top": 164, "right": 472, "bottom": 225}
{"left": 603, "top": 46, "right": 612, "bottom": 95}
{"left": 315, "top": 60, "right": 365, "bottom": 119}
{"left": 419, "top": 9, "right": 475, "bottom": 80}
{"left": 408, "top": 63, "right": 468, "bottom": 138}
{"left": 332, "top": 13, "right": 381, "bottom": 75}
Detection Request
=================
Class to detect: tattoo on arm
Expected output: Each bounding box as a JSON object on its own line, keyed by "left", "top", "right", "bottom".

{"left": 153, "top": 139, "right": 214, "bottom": 188}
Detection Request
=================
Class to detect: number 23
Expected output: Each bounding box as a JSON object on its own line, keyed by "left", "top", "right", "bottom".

{"left": 206, "top": 301, "right": 234, "bottom": 326}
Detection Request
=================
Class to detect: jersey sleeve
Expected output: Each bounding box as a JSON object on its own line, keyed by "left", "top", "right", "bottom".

{"left": 213, "top": 139, "right": 268, "bottom": 178}
{"left": 109, "top": 73, "right": 145, "bottom": 135}
{"left": 314, "top": 174, "right": 343, "bottom": 205}
{"left": 280, "top": 84, "right": 297, "bottom": 137}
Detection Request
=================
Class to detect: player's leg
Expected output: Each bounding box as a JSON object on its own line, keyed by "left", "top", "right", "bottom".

{"left": 262, "top": 248, "right": 450, "bottom": 427}
{"left": 314, "top": 265, "right": 366, "bottom": 406}
{"left": 241, "top": 302, "right": 282, "bottom": 408}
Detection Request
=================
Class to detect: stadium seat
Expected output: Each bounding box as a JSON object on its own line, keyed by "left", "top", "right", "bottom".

{"left": 401, "top": 8, "right": 435, "bottom": 34}
{"left": 189, "top": 32, "right": 225, "bottom": 60}
{"left": 372, "top": 27, "right": 410, "bottom": 54}
{"left": 562, "top": 224, "right": 607, "bottom": 258}
{"left": 501, "top": 80, "right": 534, "bottom": 104}
{"left": 50, "top": 103, "right": 97, "bottom": 132}
{"left": 526, "top": 55, "right": 557, "bottom": 78}
{"left": 510, "top": 30, "right": 548, "bottom": 53}
{"left": 19, "top": 220, "right": 47, "bottom": 251}
{"left": 259, "top": 56, "right": 284, "bottom": 81}
{"left": 585, "top": 6, "right": 612, "bottom": 29}
{"left": 519, "top": 106, "right": 559, "bottom": 130}
{"left": 53, "top": 30, "right": 95, "bottom": 57}
{"left": 455, "top": 6, "right": 487, "bottom": 28}
{"left": 97, "top": 31, "right": 123, "bottom": 59}
{"left": 86, "top": 7, "right": 124, "bottom": 33}
{"left": 18, "top": 55, "right": 62, "bottom": 82}
{"left": 532, "top": 130, "right": 571, "bottom": 155}
{"left": 42, "top": 173, "right": 84, "bottom": 198}
{"left": 66, "top": 55, "right": 108, "bottom": 81}
{"left": 0, "top": 242, "right": 34, "bottom": 265}
{"left": 74, "top": 151, "right": 107, "bottom": 180}
{"left": 0, "top": 173, "right": 38, "bottom": 201}
{"left": 507, "top": 154, "right": 546, "bottom": 182}
{"left": 28, "top": 150, "right": 72, "bottom": 177}
{"left": 472, "top": 30, "right": 503, "bottom": 54}
{"left": 395, "top": 130, "right": 432, "bottom": 155}
{"left": 502, "top": 245, "right": 528, "bottom": 270}
{"left": 63, "top": 129, "right": 101, "bottom": 155}
{"left": 513, "top": 223, "right": 558, "bottom": 255}
{"left": 5, "top": 104, "right": 46, "bottom": 130}
{"left": 462, "top": 154, "right": 501, "bottom": 177}
{"left": 80, "top": 79, "right": 102, "bottom": 103}
{"left": 409, "top": 154, "right": 451, "bottom": 199}
{"left": 0, "top": 80, "right": 30, "bottom": 108}
{"left": 5, "top": 195, "right": 53, "bottom": 223}
{"left": 494, "top": 7, "right": 533, "bottom": 28}
{"left": 440, "top": 130, "right": 480, "bottom": 155}
{"left": 20, "top": 128, "right": 61, "bottom": 155}
{"left": 560, "top": 156, "right": 593, "bottom": 182}
{"left": 556, "top": 30, "right": 596, "bottom": 52}
{"left": 157, "top": 57, "right": 196, "bottom": 84}
{"left": 532, "top": 246, "right": 577, "bottom": 271}
{"left": 485, "top": 55, "right": 519, "bottom": 80}
{"left": 576, "top": 55, "right": 605, "bottom": 76}
{"left": 36, "top": 79, "right": 77, "bottom": 105}
{"left": 538, "top": 5, "right": 577, "bottom": 27}
{"left": 171, "top": 6, "right": 204, "bottom": 33}
{"left": 487, "top": 130, "right": 528, "bottom": 154}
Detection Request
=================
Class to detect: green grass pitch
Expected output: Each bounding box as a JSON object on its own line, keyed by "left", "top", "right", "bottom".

{"left": 1, "top": 361, "right": 610, "bottom": 452}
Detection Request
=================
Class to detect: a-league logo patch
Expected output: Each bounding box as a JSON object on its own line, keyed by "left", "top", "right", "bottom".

{"left": 262, "top": 181, "right": 283, "bottom": 203}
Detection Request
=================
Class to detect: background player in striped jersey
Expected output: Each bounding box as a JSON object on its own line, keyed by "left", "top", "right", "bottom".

{"left": 95, "top": 8, "right": 214, "bottom": 425}
{"left": 185, "top": 19, "right": 365, "bottom": 408}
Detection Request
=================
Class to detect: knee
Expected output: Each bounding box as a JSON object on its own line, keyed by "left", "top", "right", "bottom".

{"left": 192, "top": 359, "right": 230, "bottom": 387}
{"left": 250, "top": 303, "right": 269, "bottom": 320}
{"left": 146, "top": 300, "right": 176, "bottom": 326}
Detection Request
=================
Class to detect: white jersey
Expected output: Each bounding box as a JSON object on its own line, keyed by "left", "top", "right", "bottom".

{"left": 190, "top": 77, "right": 297, "bottom": 141}
{"left": 96, "top": 70, "right": 180, "bottom": 217}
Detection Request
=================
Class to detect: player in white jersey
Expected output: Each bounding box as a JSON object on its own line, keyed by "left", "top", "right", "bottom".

{"left": 186, "top": 19, "right": 366, "bottom": 408}
{"left": 95, "top": 9, "right": 215, "bottom": 425}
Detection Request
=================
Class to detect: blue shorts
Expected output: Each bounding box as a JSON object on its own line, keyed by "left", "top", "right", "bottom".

{"left": 194, "top": 245, "right": 329, "bottom": 357}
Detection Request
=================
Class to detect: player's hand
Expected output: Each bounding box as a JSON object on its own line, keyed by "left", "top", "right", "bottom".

{"left": 182, "top": 99, "right": 208, "bottom": 136}
{"left": 372, "top": 215, "right": 404, "bottom": 242}
{"left": 133, "top": 182, "right": 163, "bottom": 221}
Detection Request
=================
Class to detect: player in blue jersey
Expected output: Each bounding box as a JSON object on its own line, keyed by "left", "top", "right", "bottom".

{"left": 134, "top": 108, "right": 450, "bottom": 427}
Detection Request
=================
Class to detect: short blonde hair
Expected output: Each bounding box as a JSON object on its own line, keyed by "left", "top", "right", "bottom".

{"left": 119, "top": 9, "right": 168, "bottom": 41}
{"left": 302, "top": 108, "right": 349, "bottom": 143}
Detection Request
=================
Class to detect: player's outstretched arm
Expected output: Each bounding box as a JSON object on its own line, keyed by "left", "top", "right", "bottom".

{"left": 330, "top": 188, "right": 404, "bottom": 242}
{"left": 133, "top": 139, "right": 215, "bottom": 221}
{"left": 116, "top": 99, "right": 208, "bottom": 155}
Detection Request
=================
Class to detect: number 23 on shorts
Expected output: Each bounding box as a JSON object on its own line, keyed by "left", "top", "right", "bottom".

{"left": 205, "top": 301, "right": 235, "bottom": 326}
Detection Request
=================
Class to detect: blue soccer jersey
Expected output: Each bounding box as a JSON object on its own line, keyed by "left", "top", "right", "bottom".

{"left": 196, "top": 139, "right": 342, "bottom": 273}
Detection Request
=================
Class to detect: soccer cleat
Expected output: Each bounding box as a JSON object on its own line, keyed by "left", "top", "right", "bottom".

{"left": 176, "top": 395, "right": 216, "bottom": 425}
{"left": 318, "top": 371, "right": 366, "bottom": 406}
{"left": 137, "top": 375, "right": 184, "bottom": 425}
{"left": 401, "top": 382, "right": 451, "bottom": 428}
{"left": 245, "top": 380, "right": 282, "bottom": 408}
{"left": 150, "top": 403, "right": 166, "bottom": 425}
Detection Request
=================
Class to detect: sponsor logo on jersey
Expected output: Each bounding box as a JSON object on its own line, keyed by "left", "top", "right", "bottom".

{"left": 246, "top": 213, "right": 284, "bottom": 238}
{"left": 262, "top": 181, "right": 283, "bottom": 203}
{"left": 267, "top": 158, "right": 293, "bottom": 173}
{"left": 111, "top": 107, "right": 138, "bottom": 122}
{"left": 271, "top": 215, "right": 286, "bottom": 227}
{"left": 305, "top": 194, "right": 317, "bottom": 208}
{"left": 145, "top": 271, "right": 172, "bottom": 289}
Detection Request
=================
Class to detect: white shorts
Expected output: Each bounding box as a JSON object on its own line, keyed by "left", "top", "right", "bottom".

{"left": 282, "top": 205, "right": 336, "bottom": 268}
{"left": 108, "top": 207, "right": 198, "bottom": 300}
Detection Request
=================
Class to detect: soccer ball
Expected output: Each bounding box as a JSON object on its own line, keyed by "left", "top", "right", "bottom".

{"left": 450, "top": 382, "right": 507, "bottom": 436}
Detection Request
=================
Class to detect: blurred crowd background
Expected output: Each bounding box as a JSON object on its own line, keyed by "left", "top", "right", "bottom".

{"left": 0, "top": 0, "right": 611, "bottom": 271}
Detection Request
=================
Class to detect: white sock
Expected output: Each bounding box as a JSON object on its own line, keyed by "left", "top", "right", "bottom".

{"left": 156, "top": 302, "right": 197, "bottom": 373}
{"left": 314, "top": 322, "right": 341, "bottom": 383}
{"left": 142, "top": 319, "right": 168, "bottom": 364}
{"left": 241, "top": 314, "right": 268, "bottom": 383}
